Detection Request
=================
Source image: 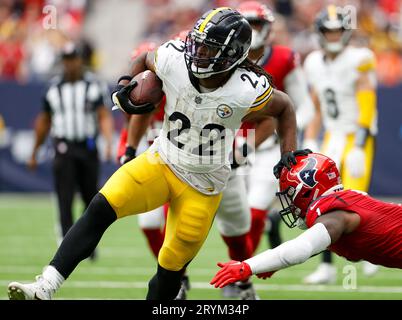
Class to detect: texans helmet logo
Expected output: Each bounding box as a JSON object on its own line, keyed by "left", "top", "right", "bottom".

{"left": 298, "top": 157, "right": 318, "bottom": 188}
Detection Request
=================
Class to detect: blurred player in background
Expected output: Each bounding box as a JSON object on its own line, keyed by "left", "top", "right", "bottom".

{"left": 27, "top": 42, "right": 114, "bottom": 259}
{"left": 237, "top": 1, "right": 314, "bottom": 253}
{"left": 210, "top": 152, "right": 402, "bottom": 289}
{"left": 302, "top": 5, "right": 379, "bottom": 284}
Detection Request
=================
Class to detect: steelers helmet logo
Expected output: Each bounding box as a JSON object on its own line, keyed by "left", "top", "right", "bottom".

{"left": 216, "top": 104, "right": 233, "bottom": 118}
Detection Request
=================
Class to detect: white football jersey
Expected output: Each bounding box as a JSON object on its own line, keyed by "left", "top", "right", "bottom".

{"left": 304, "top": 46, "right": 377, "bottom": 135}
{"left": 150, "top": 40, "right": 273, "bottom": 195}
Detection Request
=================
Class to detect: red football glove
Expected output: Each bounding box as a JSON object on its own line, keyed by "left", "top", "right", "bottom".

{"left": 210, "top": 260, "right": 252, "bottom": 288}
{"left": 256, "top": 270, "right": 277, "bottom": 279}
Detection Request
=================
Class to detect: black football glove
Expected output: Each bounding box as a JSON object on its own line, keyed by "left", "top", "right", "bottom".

{"left": 119, "top": 146, "right": 137, "bottom": 165}
{"left": 273, "top": 148, "right": 313, "bottom": 179}
{"left": 111, "top": 79, "right": 155, "bottom": 115}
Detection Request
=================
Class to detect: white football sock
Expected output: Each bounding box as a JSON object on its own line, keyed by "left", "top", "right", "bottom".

{"left": 42, "top": 265, "right": 65, "bottom": 290}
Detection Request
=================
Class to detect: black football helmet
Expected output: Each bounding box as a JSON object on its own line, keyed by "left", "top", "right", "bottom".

{"left": 184, "top": 7, "right": 252, "bottom": 78}
{"left": 315, "top": 5, "right": 352, "bottom": 54}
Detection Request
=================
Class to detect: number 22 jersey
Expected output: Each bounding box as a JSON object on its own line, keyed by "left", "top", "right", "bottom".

{"left": 150, "top": 40, "right": 273, "bottom": 195}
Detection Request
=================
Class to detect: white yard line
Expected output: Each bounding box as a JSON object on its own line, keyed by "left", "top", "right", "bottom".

{"left": 0, "top": 279, "right": 401, "bottom": 294}
{"left": 0, "top": 265, "right": 399, "bottom": 279}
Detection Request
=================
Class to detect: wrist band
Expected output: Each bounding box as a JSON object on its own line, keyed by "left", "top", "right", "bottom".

{"left": 125, "top": 145, "right": 136, "bottom": 157}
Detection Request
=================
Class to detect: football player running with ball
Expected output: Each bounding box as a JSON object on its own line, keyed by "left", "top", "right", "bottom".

{"left": 8, "top": 7, "right": 303, "bottom": 300}
{"left": 302, "top": 5, "right": 379, "bottom": 283}
{"left": 211, "top": 153, "right": 402, "bottom": 289}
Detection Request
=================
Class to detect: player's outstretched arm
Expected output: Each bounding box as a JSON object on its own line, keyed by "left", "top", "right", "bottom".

{"left": 211, "top": 218, "right": 347, "bottom": 288}
{"left": 245, "top": 212, "right": 349, "bottom": 273}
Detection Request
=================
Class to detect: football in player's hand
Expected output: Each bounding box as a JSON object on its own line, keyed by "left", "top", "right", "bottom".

{"left": 129, "top": 70, "right": 164, "bottom": 105}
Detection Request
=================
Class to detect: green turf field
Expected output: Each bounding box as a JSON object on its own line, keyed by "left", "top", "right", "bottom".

{"left": 0, "top": 193, "right": 401, "bottom": 300}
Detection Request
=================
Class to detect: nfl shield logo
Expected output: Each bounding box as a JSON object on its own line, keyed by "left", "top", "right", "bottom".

{"left": 216, "top": 104, "right": 233, "bottom": 118}
{"left": 195, "top": 96, "right": 202, "bottom": 104}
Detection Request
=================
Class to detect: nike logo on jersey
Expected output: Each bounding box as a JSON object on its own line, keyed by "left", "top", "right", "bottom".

{"left": 310, "top": 200, "right": 320, "bottom": 210}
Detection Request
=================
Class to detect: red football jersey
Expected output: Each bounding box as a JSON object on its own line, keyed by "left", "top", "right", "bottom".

{"left": 305, "top": 190, "right": 402, "bottom": 269}
{"left": 261, "top": 45, "right": 298, "bottom": 91}
{"left": 239, "top": 46, "right": 298, "bottom": 132}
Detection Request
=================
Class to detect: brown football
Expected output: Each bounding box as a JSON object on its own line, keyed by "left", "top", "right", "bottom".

{"left": 129, "top": 70, "right": 164, "bottom": 105}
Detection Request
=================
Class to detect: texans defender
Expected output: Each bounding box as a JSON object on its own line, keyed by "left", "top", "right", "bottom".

{"left": 303, "top": 5, "right": 379, "bottom": 283}
{"left": 8, "top": 7, "right": 300, "bottom": 300}
{"left": 211, "top": 153, "right": 402, "bottom": 289}
{"left": 238, "top": 0, "right": 315, "bottom": 255}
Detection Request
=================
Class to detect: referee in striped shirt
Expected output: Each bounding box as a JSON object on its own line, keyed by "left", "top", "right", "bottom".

{"left": 28, "top": 43, "right": 114, "bottom": 257}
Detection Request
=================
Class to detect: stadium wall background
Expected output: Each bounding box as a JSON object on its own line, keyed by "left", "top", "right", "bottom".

{"left": 0, "top": 81, "right": 401, "bottom": 196}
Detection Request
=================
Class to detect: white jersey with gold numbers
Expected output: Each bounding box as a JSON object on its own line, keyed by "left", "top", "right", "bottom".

{"left": 150, "top": 40, "right": 273, "bottom": 195}
{"left": 304, "top": 46, "right": 377, "bottom": 135}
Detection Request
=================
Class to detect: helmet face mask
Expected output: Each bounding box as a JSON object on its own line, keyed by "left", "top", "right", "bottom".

{"left": 184, "top": 8, "right": 251, "bottom": 79}
{"left": 318, "top": 27, "right": 352, "bottom": 54}
{"left": 276, "top": 186, "right": 302, "bottom": 228}
{"left": 185, "top": 29, "right": 241, "bottom": 79}
{"left": 249, "top": 21, "right": 272, "bottom": 50}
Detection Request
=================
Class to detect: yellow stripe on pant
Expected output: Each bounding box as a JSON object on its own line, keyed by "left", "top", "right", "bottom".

{"left": 321, "top": 132, "right": 375, "bottom": 192}
{"left": 100, "top": 150, "right": 222, "bottom": 271}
